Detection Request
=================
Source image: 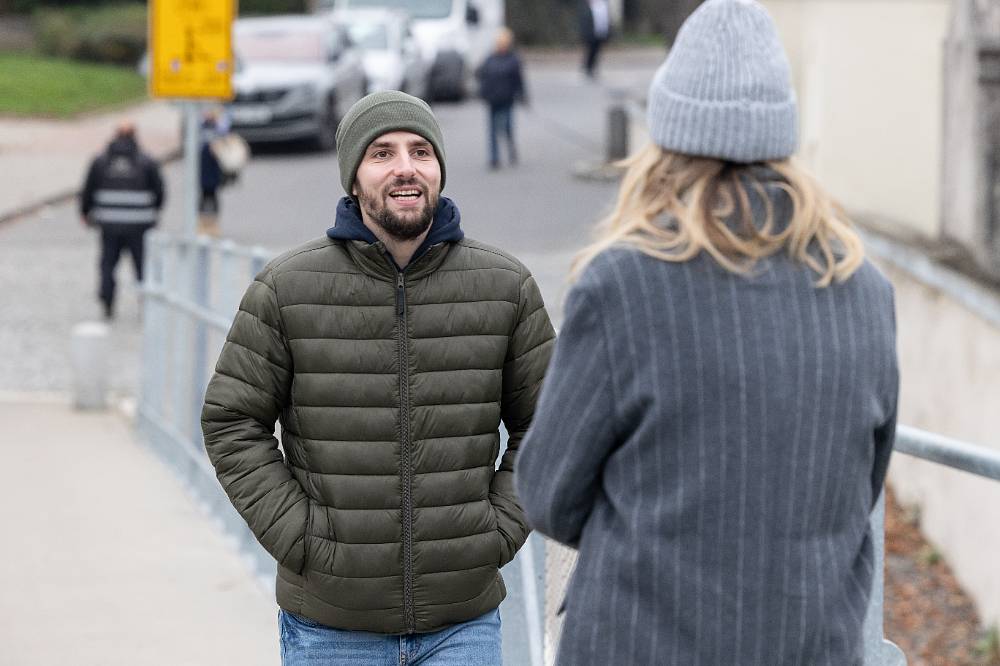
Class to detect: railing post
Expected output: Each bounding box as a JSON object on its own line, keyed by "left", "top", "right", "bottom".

{"left": 140, "top": 233, "right": 167, "bottom": 424}
{"left": 169, "top": 237, "right": 195, "bottom": 482}
{"left": 250, "top": 246, "right": 269, "bottom": 278}
{"left": 863, "top": 492, "right": 907, "bottom": 665}
{"left": 189, "top": 238, "right": 211, "bottom": 450}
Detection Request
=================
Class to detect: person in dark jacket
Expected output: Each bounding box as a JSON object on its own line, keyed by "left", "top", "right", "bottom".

{"left": 579, "top": 0, "right": 611, "bottom": 79}
{"left": 201, "top": 91, "right": 555, "bottom": 665}
{"left": 475, "top": 27, "right": 526, "bottom": 169}
{"left": 515, "top": 1, "right": 899, "bottom": 665}
{"left": 80, "top": 122, "right": 165, "bottom": 319}
{"left": 198, "top": 112, "right": 225, "bottom": 237}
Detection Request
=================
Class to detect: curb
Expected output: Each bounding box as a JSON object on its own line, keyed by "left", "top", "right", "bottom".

{"left": 0, "top": 146, "right": 183, "bottom": 227}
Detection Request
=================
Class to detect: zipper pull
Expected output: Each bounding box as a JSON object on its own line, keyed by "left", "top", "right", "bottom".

{"left": 396, "top": 273, "right": 405, "bottom": 316}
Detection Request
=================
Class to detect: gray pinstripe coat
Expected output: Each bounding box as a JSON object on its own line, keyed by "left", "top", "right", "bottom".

{"left": 515, "top": 204, "right": 898, "bottom": 665}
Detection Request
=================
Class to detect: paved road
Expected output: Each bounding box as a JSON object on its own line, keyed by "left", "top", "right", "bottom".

{"left": 0, "top": 50, "right": 661, "bottom": 397}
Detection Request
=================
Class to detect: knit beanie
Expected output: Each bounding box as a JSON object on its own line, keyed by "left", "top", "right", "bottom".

{"left": 336, "top": 91, "right": 446, "bottom": 195}
{"left": 646, "top": 0, "right": 797, "bottom": 163}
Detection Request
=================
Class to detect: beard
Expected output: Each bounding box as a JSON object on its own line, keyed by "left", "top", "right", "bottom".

{"left": 357, "top": 177, "right": 438, "bottom": 241}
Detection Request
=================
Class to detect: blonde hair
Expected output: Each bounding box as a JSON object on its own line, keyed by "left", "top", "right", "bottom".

{"left": 571, "top": 143, "right": 864, "bottom": 287}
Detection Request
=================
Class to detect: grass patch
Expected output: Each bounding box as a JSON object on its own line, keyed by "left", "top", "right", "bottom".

{"left": 0, "top": 52, "right": 147, "bottom": 118}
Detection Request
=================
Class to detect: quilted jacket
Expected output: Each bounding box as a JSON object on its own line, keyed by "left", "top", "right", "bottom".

{"left": 201, "top": 197, "right": 555, "bottom": 634}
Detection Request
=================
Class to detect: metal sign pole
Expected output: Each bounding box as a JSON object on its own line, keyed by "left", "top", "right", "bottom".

{"left": 183, "top": 101, "right": 201, "bottom": 238}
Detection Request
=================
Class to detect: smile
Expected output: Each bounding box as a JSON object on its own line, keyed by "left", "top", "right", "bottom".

{"left": 389, "top": 189, "right": 422, "bottom": 201}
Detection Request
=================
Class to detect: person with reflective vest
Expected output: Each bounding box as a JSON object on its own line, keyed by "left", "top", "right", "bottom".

{"left": 80, "top": 122, "right": 165, "bottom": 320}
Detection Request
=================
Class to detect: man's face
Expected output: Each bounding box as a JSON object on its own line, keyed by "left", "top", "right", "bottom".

{"left": 353, "top": 131, "right": 442, "bottom": 241}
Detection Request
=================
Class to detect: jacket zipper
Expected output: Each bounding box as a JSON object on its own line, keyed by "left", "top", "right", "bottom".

{"left": 396, "top": 270, "right": 416, "bottom": 632}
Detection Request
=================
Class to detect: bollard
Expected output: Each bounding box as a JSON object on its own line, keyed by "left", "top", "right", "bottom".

{"left": 71, "top": 321, "right": 111, "bottom": 410}
{"left": 606, "top": 104, "right": 629, "bottom": 162}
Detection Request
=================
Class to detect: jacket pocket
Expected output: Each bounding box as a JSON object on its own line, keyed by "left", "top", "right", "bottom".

{"left": 302, "top": 500, "right": 315, "bottom": 573}
{"left": 488, "top": 504, "right": 507, "bottom": 567}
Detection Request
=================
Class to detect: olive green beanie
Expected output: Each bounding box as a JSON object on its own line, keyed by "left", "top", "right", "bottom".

{"left": 336, "top": 91, "right": 446, "bottom": 195}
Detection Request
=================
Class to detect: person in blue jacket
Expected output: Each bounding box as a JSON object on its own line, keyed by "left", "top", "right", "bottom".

{"left": 475, "top": 27, "right": 527, "bottom": 170}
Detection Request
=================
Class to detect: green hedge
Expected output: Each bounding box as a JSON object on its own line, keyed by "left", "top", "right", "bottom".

{"left": 6, "top": 0, "right": 308, "bottom": 15}
{"left": 3, "top": 0, "right": 121, "bottom": 15}
{"left": 506, "top": 0, "right": 578, "bottom": 46}
{"left": 33, "top": 3, "right": 146, "bottom": 65}
{"left": 239, "top": 0, "right": 307, "bottom": 16}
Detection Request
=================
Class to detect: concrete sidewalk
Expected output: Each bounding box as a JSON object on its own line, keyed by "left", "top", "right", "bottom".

{"left": 0, "top": 101, "right": 181, "bottom": 223}
{"left": 0, "top": 398, "right": 278, "bottom": 665}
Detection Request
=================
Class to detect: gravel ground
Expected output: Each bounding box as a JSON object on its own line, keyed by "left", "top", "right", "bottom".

{"left": 885, "top": 485, "right": 1000, "bottom": 665}
{"left": 0, "top": 203, "right": 143, "bottom": 397}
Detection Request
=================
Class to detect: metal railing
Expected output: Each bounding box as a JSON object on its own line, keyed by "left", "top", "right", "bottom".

{"left": 138, "top": 233, "right": 1000, "bottom": 666}
{"left": 863, "top": 426, "right": 1000, "bottom": 665}
{"left": 138, "top": 232, "right": 274, "bottom": 581}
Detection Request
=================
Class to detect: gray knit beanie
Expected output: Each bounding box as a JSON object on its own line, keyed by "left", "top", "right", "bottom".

{"left": 647, "top": 0, "right": 797, "bottom": 163}
{"left": 336, "top": 91, "right": 446, "bottom": 195}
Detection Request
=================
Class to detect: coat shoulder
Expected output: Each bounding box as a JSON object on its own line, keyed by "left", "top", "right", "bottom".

{"left": 264, "top": 237, "right": 348, "bottom": 277}
{"left": 453, "top": 237, "right": 529, "bottom": 277}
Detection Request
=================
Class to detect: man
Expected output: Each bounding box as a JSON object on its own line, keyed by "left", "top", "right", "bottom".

{"left": 80, "top": 122, "right": 165, "bottom": 320}
{"left": 579, "top": 0, "right": 611, "bottom": 79}
{"left": 201, "top": 91, "right": 555, "bottom": 665}
{"left": 80, "top": 122, "right": 164, "bottom": 319}
{"left": 476, "top": 27, "right": 527, "bottom": 170}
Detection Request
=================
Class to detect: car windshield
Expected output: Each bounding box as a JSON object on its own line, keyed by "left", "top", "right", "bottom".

{"left": 236, "top": 30, "right": 325, "bottom": 63}
{"left": 347, "top": 23, "right": 389, "bottom": 50}
{"left": 344, "top": 0, "right": 452, "bottom": 20}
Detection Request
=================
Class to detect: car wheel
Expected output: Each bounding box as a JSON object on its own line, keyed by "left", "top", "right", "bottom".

{"left": 313, "top": 96, "right": 338, "bottom": 152}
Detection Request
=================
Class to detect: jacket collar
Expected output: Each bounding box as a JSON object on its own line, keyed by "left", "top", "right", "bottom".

{"left": 108, "top": 135, "right": 138, "bottom": 157}
{"left": 327, "top": 196, "right": 464, "bottom": 280}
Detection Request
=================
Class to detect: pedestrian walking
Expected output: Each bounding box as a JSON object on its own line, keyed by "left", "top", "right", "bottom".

{"left": 201, "top": 91, "right": 555, "bottom": 665}
{"left": 475, "top": 27, "right": 527, "bottom": 170}
{"left": 79, "top": 122, "right": 165, "bottom": 320}
{"left": 198, "top": 111, "right": 226, "bottom": 237}
{"left": 579, "top": 0, "right": 611, "bottom": 79}
{"left": 515, "top": 1, "right": 899, "bottom": 665}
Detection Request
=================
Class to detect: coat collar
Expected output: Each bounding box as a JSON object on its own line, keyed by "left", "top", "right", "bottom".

{"left": 327, "top": 196, "right": 463, "bottom": 281}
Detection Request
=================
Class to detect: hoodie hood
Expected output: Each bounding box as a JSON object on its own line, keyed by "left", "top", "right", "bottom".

{"left": 327, "top": 196, "right": 464, "bottom": 268}
{"left": 108, "top": 135, "right": 138, "bottom": 157}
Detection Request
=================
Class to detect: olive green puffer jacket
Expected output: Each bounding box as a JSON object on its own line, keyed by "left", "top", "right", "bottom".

{"left": 201, "top": 222, "right": 554, "bottom": 634}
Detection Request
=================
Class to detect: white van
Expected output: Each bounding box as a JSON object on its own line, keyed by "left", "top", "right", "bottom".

{"left": 315, "top": 0, "right": 505, "bottom": 100}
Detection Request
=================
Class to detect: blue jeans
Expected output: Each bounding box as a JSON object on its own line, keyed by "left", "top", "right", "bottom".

{"left": 279, "top": 608, "right": 502, "bottom": 665}
{"left": 488, "top": 104, "right": 516, "bottom": 167}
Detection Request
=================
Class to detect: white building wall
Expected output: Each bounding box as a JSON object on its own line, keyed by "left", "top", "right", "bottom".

{"left": 763, "top": 1, "right": 951, "bottom": 238}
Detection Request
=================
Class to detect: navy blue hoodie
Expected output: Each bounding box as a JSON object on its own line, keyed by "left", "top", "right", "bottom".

{"left": 326, "top": 196, "right": 465, "bottom": 270}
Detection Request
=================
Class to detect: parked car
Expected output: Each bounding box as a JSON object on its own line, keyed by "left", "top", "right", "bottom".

{"left": 315, "top": 0, "right": 504, "bottom": 101}
{"left": 228, "top": 15, "right": 367, "bottom": 150}
{"left": 333, "top": 8, "right": 431, "bottom": 99}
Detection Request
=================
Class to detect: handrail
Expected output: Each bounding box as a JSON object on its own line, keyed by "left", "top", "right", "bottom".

{"left": 895, "top": 425, "right": 1000, "bottom": 481}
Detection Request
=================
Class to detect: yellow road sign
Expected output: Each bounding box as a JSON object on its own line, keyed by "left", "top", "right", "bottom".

{"left": 149, "top": 0, "right": 235, "bottom": 99}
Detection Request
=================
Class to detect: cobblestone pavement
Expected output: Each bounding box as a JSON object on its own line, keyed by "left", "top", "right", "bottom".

{"left": 0, "top": 204, "right": 144, "bottom": 396}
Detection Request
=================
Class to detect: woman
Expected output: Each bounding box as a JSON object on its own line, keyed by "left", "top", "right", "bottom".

{"left": 198, "top": 111, "right": 225, "bottom": 237}
{"left": 514, "top": 1, "right": 898, "bottom": 665}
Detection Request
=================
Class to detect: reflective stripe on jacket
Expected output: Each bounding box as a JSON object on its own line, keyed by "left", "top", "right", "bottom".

{"left": 80, "top": 136, "right": 164, "bottom": 227}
